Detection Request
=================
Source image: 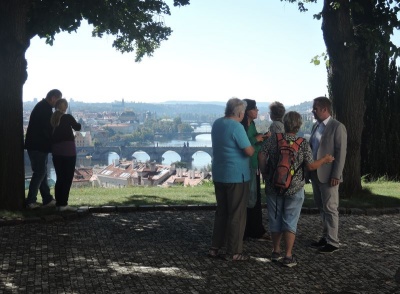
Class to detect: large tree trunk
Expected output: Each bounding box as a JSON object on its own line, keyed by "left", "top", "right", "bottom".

{"left": 321, "top": 0, "right": 375, "bottom": 197}
{"left": 0, "top": 0, "right": 30, "bottom": 210}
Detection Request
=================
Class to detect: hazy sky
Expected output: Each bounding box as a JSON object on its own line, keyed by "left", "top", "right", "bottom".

{"left": 23, "top": 0, "right": 327, "bottom": 106}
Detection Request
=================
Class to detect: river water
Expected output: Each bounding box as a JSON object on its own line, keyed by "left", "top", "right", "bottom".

{"left": 108, "top": 125, "right": 212, "bottom": 170}
{"left": 107, "top": 134, "right": 212, "bottom": 170}
{"left": 25, "top": 124, "right": 213, "bottom": 182}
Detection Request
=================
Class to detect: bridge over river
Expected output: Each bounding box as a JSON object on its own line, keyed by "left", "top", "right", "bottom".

{"left": 156, "top": 130, "right": 211, "bottom": 140}
{"left": 76, "top": 145, "right": 213, "bottom": 164}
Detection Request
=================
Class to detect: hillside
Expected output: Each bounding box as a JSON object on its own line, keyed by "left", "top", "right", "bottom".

{"left": 23, "top": 100, "right": 313, "bottom": 118}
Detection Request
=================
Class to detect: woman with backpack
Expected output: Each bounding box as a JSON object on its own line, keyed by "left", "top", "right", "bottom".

{"left": 258, "top": 111, "right": 334, "bottom": 267}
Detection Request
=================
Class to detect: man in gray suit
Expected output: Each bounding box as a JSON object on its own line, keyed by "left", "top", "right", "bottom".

{"left": 309, "top": 97, "right": 347, "bottom": 254}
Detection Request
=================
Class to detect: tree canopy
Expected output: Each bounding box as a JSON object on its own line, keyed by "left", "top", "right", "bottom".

{"left": 28, "top": 0, "right": 190, "bottom": 61}
{"left": 0, "top": 0, "right": 190, "bottom": 210}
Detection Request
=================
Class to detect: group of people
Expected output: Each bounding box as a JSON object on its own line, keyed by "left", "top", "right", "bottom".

{"left": 209, "top": 97, "right": 347, "bottom": 266}
{"left": 24, "top": 90, "right": 347, "bottom": 264}
{"left": 25, "top": 89, "right": 81, "bottom": 211}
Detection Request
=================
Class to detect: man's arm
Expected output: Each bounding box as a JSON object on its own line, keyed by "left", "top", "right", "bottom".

{"left": 331, "top": 122, "right": 347, "bottom": 186}
{"left": 307, "top": 154, "right": 335, "bottom": 171}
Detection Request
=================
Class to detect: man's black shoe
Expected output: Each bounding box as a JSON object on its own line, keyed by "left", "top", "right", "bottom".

{"left": 318, "top": 244, "right": 339, "bottom": 254}
{"left": 310, "top": 238, "right": 327, "bottom": 248}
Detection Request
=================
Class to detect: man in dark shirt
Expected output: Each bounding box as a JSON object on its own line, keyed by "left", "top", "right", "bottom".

{"left": 25, "top": 89, "right": 62, "bottom": 209}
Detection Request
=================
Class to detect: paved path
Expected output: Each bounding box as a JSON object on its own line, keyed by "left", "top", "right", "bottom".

{"left": 1, "top": 210, "right": 399, "bottom": 293}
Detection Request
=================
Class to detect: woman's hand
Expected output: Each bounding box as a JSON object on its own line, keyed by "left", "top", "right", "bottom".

{"left": 255, "top": 134, "right": 265, "bottom": 142}
{"left": 323, "top": 154, "right": 335, "bottom": 164}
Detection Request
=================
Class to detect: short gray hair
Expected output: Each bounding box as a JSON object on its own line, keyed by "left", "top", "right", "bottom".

{"left": 225, "top": 98, "right": 247, "bottom": 118}
{"left": 283, "top": 111, "right": 302, "bottom": 134}
{"left": 269, "top": 101, "right": 285, "bottom": 121}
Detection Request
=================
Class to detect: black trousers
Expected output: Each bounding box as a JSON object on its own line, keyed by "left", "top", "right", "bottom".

{"left": 52, "top": 155, "right": 76, "bottom": 206}
{"left": 244, "top": 173, "right": 266, "bottom": 238}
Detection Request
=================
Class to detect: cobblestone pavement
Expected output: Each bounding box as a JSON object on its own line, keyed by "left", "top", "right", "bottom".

{"left": 1, "top": 210, "right": 400, "bottom": 293}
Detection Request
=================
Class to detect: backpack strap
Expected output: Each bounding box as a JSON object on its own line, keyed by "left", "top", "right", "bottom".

{"left": 294, "top": 137, "right": 304, "bottom": 148}
{"left": 276, "top": 132, "right": 284, "bottom": 143}
{"left": 275, "top": 133, "right": 290, "bottom": 196}
{"left": 290, "top": 137, "right": 304, "bottom": 152}
{"left": 293, "top": 137, "right": 305, "bottom": 180}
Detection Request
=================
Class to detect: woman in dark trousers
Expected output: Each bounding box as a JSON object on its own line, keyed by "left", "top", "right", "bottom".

{"left": 241, "top": 99, "right": 270, "bottom": 241}
{"left": 51, "top": 99, "right": 81, "bottom": 212}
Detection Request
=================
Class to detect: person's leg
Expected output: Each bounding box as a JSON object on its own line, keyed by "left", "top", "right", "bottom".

{"left": 244, "top": 173, "right": 266, "bottom": 238}
{"left": 281, "top": 188, "right": 305, "bottom": 257}
{"left": 311, "top": 172, "right": 326, "bottom": 239}
{"left": 226, "top": 182, "right": 249, "bottom": 255}
{"left": 62, "top": 156, "right": 76, "bottom": 206}
{"left": 271, "top": 232, "right": 282, "bottom": 253}
{"left": 283, "top": 231, "right": 296, "bottom": 257}
{"left": 39, "top": 154, "right": 53, "bottom": 205}
{"left": 53, "top": 155, "right": 74, "bottom": 207}
{"left": 281, "top": 231, "right": 298, "bottom": 267}
{"left": 53, "top": 155, "right": 64, "bottom": 206}
{"left": 266, "top": 192, "right": 283, "bottom": 256}
{"left": 319, "top": 184, "right": 340, "bottom": 247}
{"left": 211, "top": 182, "right": 229, "bottom": 249}
{"left": 26, "top": 151, "right": 52, "bottom": 205}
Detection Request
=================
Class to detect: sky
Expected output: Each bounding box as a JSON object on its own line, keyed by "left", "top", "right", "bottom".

{"left": 23, "top": 0, "right": 327, "bottom": 106}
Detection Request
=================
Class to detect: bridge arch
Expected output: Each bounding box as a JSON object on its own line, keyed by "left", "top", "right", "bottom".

{"left": 160, "top": 150, "right": 182, "bottom": 165}
{"left": 131, "top": 150, "right": 150, "bottom": 162}
{"left": 107, "top": 151, "right": 120, "bottom": 164}
{"left": 191, "top": 151, "right": 212, "bottom": 169}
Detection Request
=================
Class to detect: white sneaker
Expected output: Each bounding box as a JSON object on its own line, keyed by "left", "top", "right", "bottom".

{"left": 56, "top": 205, "right": 77, "bottom": 212}
{"left": 42, "top": 199, "right": 56, "bottom": 208}
{"left": 27, "top": 202, "right": 40, "bottom": 210}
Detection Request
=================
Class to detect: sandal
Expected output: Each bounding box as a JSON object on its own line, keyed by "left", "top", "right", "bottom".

{"left": 256, "top": 233, "right": 271, "bottom": 242}
{"left": 232, "top": 253, "right": 250, "bottom": 261}
{"left": 207, "top": 247, "right": 220, "bottom": 258}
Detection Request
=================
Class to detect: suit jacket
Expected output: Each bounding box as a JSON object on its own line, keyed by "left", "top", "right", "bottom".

{"left": 310, "top": 118, "right": 347, "bottom": 183}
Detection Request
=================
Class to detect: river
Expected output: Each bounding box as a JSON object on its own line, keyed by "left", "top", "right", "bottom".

{"left": 107, "top": 134, "right": 212, "bottom": 170}
{"left": 108, "top": 125, "right": 212, "bottom": 170}
{"left": 25, "top": 124, "right": 213, "bottom": 182}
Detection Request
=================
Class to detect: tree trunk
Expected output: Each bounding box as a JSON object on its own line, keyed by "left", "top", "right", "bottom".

{"left": 0, "top": 0, "right": 30, "bottom": 210}
{"left": 321, "top": 0, "right": 375, "bottom": 197}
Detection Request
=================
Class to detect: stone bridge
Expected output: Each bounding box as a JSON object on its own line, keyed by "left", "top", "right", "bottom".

{"left": 160, "top": 131, "right": 211, "bottom": 140}
{"left": 76, "top": 145, "right": 213, "bottom": 164}
{"left": 191, "top": 131, "right": 211, "bottom": 140}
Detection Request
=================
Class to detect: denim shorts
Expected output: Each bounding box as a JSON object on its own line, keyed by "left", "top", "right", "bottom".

{"left": 266, "top": 187, "right": 305, "bottom": 234}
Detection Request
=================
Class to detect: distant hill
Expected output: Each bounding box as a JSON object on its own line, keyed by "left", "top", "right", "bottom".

{"left": 164, "top": 100, "right": 272, "bottom": 108}
{"left": 287, "top": 101, "right": 313, "bottom": 113}
{"left": 164, "top": 100, "right": 226, "bottom": 106}
{"left": 23, "top": 100, "right": 313, "bottom": 118}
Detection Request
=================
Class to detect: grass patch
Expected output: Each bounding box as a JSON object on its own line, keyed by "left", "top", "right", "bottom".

{"left": 303, "top": 182, "right": 400, "bottom": 209}
{"left": 69, "top": 185, "right": 216, "bottom": 206}
{"left": 2, "top": 180, "right": 400, "bottom": 219}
